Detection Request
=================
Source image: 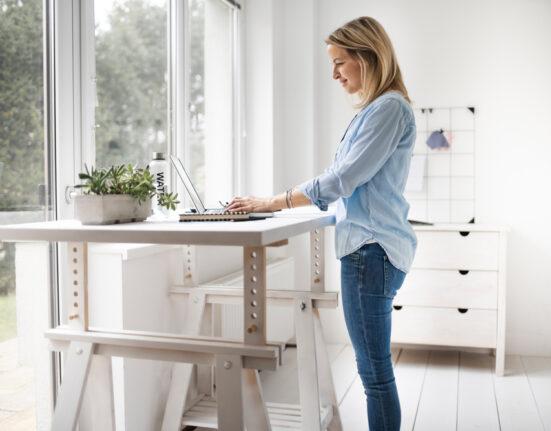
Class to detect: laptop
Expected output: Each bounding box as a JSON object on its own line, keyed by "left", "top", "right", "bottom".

{"left": 170, "top": 155, "right": 274, "bottom": 222}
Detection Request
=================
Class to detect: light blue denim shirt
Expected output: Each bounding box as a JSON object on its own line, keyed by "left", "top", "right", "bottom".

{"left": 298, "top": 91, "right": 417, "bottom": 273}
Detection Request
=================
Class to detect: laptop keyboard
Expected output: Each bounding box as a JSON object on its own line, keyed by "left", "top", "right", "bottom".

{"left": 204, "top": 209, "right": 246, "bottom": 215}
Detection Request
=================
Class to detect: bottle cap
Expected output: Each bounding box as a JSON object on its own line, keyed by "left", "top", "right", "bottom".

{"left": 152, "top": 152, "right": 165, "bottom": 160}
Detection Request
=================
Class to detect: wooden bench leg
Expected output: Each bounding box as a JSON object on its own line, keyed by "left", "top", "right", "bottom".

{"left": 79, "top": 355, "right": 116, "bottom": 431}
{"left": 51, "top": 341, "right": 94, "bottom": 431}
{"left": 314, "top": 308, "right": 343, "bottom": 430}
{"left": 216, "top": 354, "right": 244, "bottom": 430}
{"left": 162, "top": 363, "right": 195, "bottom": 431}
{"left": 295, "top": 298, "right": 322, "bottom": 430}
{"left": 162, "top": 293, "right": 207, "bottom": 431}
{"left": 242, "top": 368, "right": 271, "bottom": 430}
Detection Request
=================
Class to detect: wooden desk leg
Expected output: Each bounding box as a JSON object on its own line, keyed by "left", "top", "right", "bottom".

{"left": 243, "top": 247, "right": 267, "bottom": 345}
{"left": 79, "top": 355, "right": 116, "bottom": 431}
{"left": 314, "top": 308, "right": 343, "bottom": 430}
{"left": 241, "top": 247, "right": 270, "bottom": 429}
{"left": 310, "top": 229, "right": 325, "bottom": 293}
{"left": 57, "top": 242, "right": 115, "bottom": 431}
{"left": 162, "top": 292, "right": 207, "bottom": 431}
{"left": 295, "top": 298, "right": 322, "bottom": 430}
{"left": 216, "top": 354, "right": 244, "bottom": 430}
{"left": 242, "top": 369, "right": 271, "bottom": 430}
{"left": 51, "top": 341, "right": 94, "bottom": 431}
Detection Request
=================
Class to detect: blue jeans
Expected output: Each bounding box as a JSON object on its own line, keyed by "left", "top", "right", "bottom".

{"left": 340, "top": 242, "right": 406, "bottom": 431}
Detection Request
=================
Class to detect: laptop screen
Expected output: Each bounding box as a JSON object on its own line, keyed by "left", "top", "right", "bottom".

{"left": 170, "top": 155, "right": 207, "bottom": 213}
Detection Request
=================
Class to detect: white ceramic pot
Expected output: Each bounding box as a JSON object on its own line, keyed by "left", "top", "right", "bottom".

{"left": 74, "top": 195, "right": 152, "bottom": 225}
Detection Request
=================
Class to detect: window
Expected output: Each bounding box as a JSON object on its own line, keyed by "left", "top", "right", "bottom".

{"left": 0, "top": 0, "right": 49, "bottom": 426}
{"left": 88, "top": 0, "right": 241, "bottom": 208}
{"left": 187, "top": 0, "right": 238, "bottom": 206}
{"left": 94, "top": 0, "right": 169, "bottom": 168}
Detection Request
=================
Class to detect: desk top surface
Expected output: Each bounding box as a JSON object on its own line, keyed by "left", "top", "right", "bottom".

{"left": 0, "top": 209, "right": 335, "bottom": 246}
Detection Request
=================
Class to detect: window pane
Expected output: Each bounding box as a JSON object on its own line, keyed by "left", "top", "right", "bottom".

{"left": 94, "top": 0, "right": 168, "bottom": 168}
{"left": 0, "top": 0, "right": 46, "bottom": 427}
{"left": 188, "top": 0, "right": 234, "bottom": 206}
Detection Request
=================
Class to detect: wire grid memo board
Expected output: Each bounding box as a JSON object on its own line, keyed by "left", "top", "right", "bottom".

{"left": 404, "top": 106, "right": 476, "bottom": 224}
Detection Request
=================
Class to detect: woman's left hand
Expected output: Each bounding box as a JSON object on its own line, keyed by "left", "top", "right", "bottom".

{"left": 225, "top": 196, "right": 273, "bottom": 213}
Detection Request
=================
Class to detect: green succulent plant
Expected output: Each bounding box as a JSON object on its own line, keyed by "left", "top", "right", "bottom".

{"left": 76, "top": 164, "right": 180, "bottom": 210}
{"left": 157, "top": 192, "right": 179, "bottom": 211}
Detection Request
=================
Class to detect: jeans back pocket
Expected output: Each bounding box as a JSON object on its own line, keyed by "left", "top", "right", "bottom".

{"left": 383, "top": 256, "right": 406, "bottom": 298}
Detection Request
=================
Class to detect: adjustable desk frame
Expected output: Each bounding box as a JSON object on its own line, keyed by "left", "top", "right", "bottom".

{"left": 0, "top": 214, "right": 343, "bottom": 431}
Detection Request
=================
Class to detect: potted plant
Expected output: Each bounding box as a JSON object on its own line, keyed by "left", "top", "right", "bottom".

{"left": 74, "top": 164, "right": 179, "bottom": 225}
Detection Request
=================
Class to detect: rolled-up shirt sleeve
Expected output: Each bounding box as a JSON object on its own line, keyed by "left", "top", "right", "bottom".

{"left": 298, "top": 99, "right": 405, "bottom": 211}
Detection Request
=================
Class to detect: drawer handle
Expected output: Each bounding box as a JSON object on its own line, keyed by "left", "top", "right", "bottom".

{"left": 393, "top": 305, "right": 403, "bottom": 311}
{"left": 459, "top": 231, "right": 470, "bottom": 237}
{"left": 459, "top": 270, "right": 470, "bottom": 275}
{"left": 457, "top": 308, "right": 469, "bottom": 314}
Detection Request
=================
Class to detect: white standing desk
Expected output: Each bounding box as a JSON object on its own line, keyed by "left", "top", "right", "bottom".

{"left": 0, "top": 212, "right": 343, "bottom": 431}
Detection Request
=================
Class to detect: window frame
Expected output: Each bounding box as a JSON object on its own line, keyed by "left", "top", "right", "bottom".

{"left": 231, "top": 0, "right": 245, "bottom": 196}
{"left": 173, "top": 0, "right": 244, "bottom": 204}
{"left": 50, "top": 0, "right": 86, "bottom": 408}
{"left": 77, "top": 0, "right": 244, "bottom": 205}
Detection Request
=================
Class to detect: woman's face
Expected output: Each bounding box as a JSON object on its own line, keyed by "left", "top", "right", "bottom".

{"left": 327, "top": 44, "right": 362, "bottom": 94}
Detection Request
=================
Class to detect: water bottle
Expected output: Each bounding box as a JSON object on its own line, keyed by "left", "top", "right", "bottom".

{"left": 149, "top": 152, "right": 169, "bottom": 215}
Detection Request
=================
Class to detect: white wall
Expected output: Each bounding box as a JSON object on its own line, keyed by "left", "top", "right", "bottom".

{"left": 243, "top": 0, "right": 275, "bottom": 197}
{"left": 255, "top": 0, "right": 551, "bottom": 355}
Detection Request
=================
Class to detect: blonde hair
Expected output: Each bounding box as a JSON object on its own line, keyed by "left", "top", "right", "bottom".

{"left": 326, "top": 16, "right": 410, "bottom": 108}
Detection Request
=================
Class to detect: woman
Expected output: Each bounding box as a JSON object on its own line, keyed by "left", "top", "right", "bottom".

{"left": 226, "top": 16, "right": 416, "bottom": 430}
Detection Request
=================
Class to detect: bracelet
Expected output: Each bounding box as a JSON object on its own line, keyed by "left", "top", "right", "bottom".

{"left": 288, "top": 187, "right": 294, "bottom": 208}
{"left": 285, "top": 189, "right": 292, "bottom": 209}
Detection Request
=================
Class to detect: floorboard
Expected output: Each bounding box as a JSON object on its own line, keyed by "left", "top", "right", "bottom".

{"left": 339, "top": 377, "right": 368, "bottom": 431}
{"left": 412, "top": 350, "right": 459, "bottom": 431}
{"left": 456, "top": 352, "right": 500, "bottom": 431}
{"left": 494, "top": 355, "right": 544, "bottom": 431}
{"left": 520, "top": 355, "right": 551, "bottom": 430}
{"left": 260, "top": 346, "right": 300, "bottom": 404}
{"left": 171, "top": 346, "right": 551, "bottom": 431}
{"left": 394, "top": 348, "right": 429, "bottom": 431}
{"left": 330, "top": 345, "right": 358, "bottom": 404}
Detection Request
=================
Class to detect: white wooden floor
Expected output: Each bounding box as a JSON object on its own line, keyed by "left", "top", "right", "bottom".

{"left": 0, "top": 339, "right": 35, "bottom": 431}
{"left": 2, "top": 340, "right": 551, "bottom": 430}
{"left": 195, "top": 344, "right": 551, "bottom": 431}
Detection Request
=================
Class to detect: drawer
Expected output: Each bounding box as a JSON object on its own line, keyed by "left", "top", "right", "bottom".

{"left": 396, "top": 269, "right": 498, "bottom": 309}
{"left": 391, "top": 306, "right": 497, "bottom": 348}
{"left": 413, "top": 231, "right": 500, "bottom": 270}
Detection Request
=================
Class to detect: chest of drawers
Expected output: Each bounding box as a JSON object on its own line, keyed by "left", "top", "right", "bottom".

{"left": 391, "top": 225, "right": 508, "bottom": 375}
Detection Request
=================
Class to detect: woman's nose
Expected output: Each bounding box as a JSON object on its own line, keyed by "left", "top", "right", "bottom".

{"left": 333, "top": 67, "right": 340, "bottom": 80}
